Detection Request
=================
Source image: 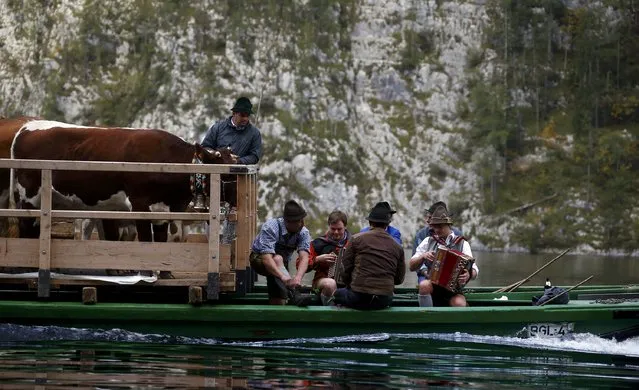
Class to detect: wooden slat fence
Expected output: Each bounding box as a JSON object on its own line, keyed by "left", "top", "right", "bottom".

{"left": 0, "top": 158, "right": 258, "bottom": 300}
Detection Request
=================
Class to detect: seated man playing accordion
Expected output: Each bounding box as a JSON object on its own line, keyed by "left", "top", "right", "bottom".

{"left": 296, "top": 209, "right": 351, "bottom": 306}
{"left": 409, "top": 205, "right": 479, "bottom": 307}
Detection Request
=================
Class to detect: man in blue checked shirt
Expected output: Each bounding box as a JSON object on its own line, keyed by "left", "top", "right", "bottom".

{"left": 249, "top": 200, "right": 311, "bottom": 305}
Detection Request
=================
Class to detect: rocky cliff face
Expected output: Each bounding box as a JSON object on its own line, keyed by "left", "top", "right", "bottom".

{"left": 0, "top": 0, "right": 494, "bottom": 246}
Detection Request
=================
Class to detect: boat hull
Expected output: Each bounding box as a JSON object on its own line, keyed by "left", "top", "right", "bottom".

{"left": 1, "top": 300, "right": 637, "bottom": 341}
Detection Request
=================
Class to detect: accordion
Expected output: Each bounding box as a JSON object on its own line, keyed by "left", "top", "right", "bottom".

{"left": 328, "top": 247, "right": 346, "bottom": 286}
{"left": 427, "top": 245, "right": 475, "bottom": 293}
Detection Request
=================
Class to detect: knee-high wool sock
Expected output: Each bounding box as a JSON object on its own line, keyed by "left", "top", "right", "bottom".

{"left": 321, "top": 294, "right": 335, "bottom": 306}
{"left": 418, "top": 294, "right": 433, "bottom": 307}
{"left": 279, "top": 264, "right": 291, "bottom": 278}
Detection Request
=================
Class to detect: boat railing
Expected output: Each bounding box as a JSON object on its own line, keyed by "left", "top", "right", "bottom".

{"left": 0, "top": 158, "right": 258, "bottom": 301}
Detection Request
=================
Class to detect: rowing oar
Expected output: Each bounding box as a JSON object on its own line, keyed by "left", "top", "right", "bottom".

{"left": 539, "top": 275, "right": 594, "bottom": 306}
{"left": 494, "top": 247, "right": 573, "bottom": 293}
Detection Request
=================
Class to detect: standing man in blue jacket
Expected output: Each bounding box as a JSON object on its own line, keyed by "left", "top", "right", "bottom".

{"left": 197, "top": 97, "right": 263, "bottom": 209}
{"left": 202, "top": 96, "right": 263, "bottom": 164}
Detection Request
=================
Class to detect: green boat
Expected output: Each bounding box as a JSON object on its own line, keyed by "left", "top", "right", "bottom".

{"left": 1, "top": 158, "right": 636, "bottom": 342}
{"left": 1, "top": 285, "right": 637, "bottom": 341}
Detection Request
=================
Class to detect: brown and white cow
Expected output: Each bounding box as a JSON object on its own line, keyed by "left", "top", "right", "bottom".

{"left": 9, "top": 120, "right": 234, "bottom": 242}
{"left": 1, "top": 117, "right": 136, "bottom": 240}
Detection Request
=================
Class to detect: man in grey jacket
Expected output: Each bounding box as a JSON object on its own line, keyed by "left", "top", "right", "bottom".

{"left": 201, "top": 97, "right": 262, "bottom": 165}
{"left": 197, "top": 97, "right": 263, "bottom": 209}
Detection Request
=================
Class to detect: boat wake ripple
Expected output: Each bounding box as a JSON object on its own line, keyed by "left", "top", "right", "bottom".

{"left": 228, "top": 333, "right": 393, "bottom": 347}
{"left": 392, "top": 332, "right": 639, "bottom": 358}
{"left": 231, "top": 332, "right": 639, "bottom": 358}
{"left": 0, "top": 323, "right": 392, "bottom": 347}
{"left": 0, "top": 323, "right": 221, "bottom": 345}
{"left": 1, "top": 322, "right": 638, "bottom": 358}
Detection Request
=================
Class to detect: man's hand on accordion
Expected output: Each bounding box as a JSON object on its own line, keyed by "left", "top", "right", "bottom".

{"left": 422, "top": 251, "right": 436, "bottom": 264}
{"left": 316, "top": 253, "right": 337, "bottom": 265}
{"left": 458, "top": 269, "right": 471, "bottom": 286}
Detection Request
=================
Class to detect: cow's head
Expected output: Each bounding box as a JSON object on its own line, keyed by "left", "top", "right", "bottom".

{"left": 194, "top": 143, "right": 235, "bottom": 164}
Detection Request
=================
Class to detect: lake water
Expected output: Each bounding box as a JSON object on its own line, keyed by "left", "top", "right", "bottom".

{"left": 1, "top": 251, "right": 638, "bottom": 389}
{"left": 293, "top": 250, "right": 639, "bottom": 289}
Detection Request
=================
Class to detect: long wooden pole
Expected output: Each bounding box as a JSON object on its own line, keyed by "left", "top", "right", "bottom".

{"left": 494, "top": 247, "right": 572, "bottom": 293}
{"left": 539, "top": 275, "right": 594, "bottom": 306}
{"left": 38, "top": 170, "right": 52, "bottom": 298}
{"left": 253, "top": 89, "right": 263, "bottom": 127}
{"left": 501, "top": 193, "right": 558, "bottom": 216}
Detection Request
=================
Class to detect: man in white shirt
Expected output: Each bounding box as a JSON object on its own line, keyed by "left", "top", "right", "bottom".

{"left": 409, "top": 205, "right": 478, "bottom": 307}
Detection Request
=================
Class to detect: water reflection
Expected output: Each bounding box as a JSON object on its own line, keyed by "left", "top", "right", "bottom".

{"left": 1, "top": 332, "right": 637, "bottom": 389}
{"left": 0, "top": 344, "right": 246, "bottom": 388}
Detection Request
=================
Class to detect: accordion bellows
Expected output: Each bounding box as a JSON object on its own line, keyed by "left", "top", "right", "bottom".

{"left": 428, "top": 245, "right": 475, "bottom": 293}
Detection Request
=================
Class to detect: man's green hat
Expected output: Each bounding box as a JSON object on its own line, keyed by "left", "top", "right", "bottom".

{"left": 231, "top": 97, "right": 253, "bottom": 114}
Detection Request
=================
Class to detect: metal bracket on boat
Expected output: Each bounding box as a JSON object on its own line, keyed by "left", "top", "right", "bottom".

{"left": 38, "top": 269, "right": 51, "bottom": 298}
{"left": 207, "top": 272, "right": 220, "bottom": 301}
{"left": 235, "top": 269, "right": 247, "bottom": 296}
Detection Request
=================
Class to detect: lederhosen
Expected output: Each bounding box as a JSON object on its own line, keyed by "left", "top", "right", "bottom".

{"left": 275, "top": 223, "right": 299, "bottom": 265}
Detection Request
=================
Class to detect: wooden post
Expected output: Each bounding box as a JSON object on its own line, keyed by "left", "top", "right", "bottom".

{"left": 249, "top": 173, "right": 258, "bottom": 291}
{"left": 252, "top": 173, "right": 258, "bottom": 239}
{"left": 188, "top": 285, "right": 203, "bottom": 305}
{"left": 207, "top": 173, "right": 221, "bottom": 300}
{"left": 38, "top": 170, "right": 52, "bottom": 298}
{"left": 234, "top": 174, "right": 251, "bottom": 296}
{"left": 82, "top": 287, "right": 97, "bottom": 304}
{"left": 73, "top": 219, "right": 83, "bottom": 240}
{"left": 219, "top": 203, "right": 233, "bottom": 274}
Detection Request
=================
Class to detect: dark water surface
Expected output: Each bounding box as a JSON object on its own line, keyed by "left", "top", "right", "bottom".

{"left": 1, "top": 251, "right": 638, "bottom": 389}
{"left": 0, "top": 326, "right": 637, "bottom": 389}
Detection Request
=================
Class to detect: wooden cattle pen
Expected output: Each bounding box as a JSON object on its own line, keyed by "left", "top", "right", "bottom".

{"left": 0, "top": 158, "right": 258, "bottom": 303}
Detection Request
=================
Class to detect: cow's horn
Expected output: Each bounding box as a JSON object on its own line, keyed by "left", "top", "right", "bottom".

{"left": 215, "top": 151, "right": 221, "bottom": 157}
